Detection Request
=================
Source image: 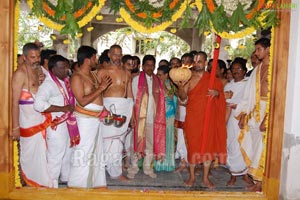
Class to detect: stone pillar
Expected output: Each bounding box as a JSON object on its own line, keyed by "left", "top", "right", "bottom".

{"left": 191, "top": 28, "right": 201, "bottom": 51}
{"left": 51, "top": 31, "right": 69, "bottom": 58}
{"left": 81, "top": 23, "right": 92, "bottom": 46}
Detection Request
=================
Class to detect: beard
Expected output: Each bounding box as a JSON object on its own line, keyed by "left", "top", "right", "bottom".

{"left": 31, "top": 62, "right": 40, "bottom": 69}
{"left": 111, "top": 60, "right": 121, "bottom": 66}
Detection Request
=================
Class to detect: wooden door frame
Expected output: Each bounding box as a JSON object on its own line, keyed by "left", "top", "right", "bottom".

{"left": 0, "top": 0, "right": 290, "bottom": 199}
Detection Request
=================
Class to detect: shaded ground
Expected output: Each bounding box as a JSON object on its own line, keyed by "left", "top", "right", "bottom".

{"left": 106, "top": 162, "right": 248, "bottom": 192}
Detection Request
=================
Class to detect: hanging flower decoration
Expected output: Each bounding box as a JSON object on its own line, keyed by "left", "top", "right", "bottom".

{"left": 194, "top": 0, "right": 279, "bottom": 39}
{"left": 26, "top": 0, "right": 279, "bottom": 39}
{"left": 110, "top": 0, "right": 189, "bottom": 33}
{"left": 27, "top": 0, "right": 106, "bottom": 37}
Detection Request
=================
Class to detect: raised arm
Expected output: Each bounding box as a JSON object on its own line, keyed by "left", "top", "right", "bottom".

{"left": 174, "top": 80, "right": 189, "bottom": 103}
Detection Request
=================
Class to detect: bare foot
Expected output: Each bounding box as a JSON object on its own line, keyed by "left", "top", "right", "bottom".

{"left": 184, "top": 177, "right": 195, "bottom": 187}
{"left": 246, "top": 182, "right": 262, "bottom": 192}
{"left": 226, "top": 175, "right": 236, "bottom": 186}
{"left": 212, "top": 158, "right": 219, "bottom": 169}
{"left": 243, "top": 174, "right": 254, "bottom": 185}
{"left": 174, "top": 164, "right": 187, "bottom": 173}
{"left": 118, "top": 175, "right": 130, "bottom": 182}
{"left": 202, "top": 178, "right": 215, "bottom": 189}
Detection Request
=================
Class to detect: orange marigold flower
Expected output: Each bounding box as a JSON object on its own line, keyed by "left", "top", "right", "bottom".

{"left": 206, "top": 0, "right": 215, "bottom": 13}
{"left": 152, "top": 12, "right": 162, "bottom": 18}
{"left": 125, "top": 0, "right": 135, "bottom": 12}
{"left": 74, "top": 2, "right": 92, "bottom": 18}
{"left": 137, "top": 12, "right": 147, "bottom": 19}
{"left": 246, "top": 0, "right": 264, "bottom": 19}
{"left": 169, "top": 0, "right": 179, "bottom": 9}
{"left": 43, "top": 2, "right": 55, "bottom": 16}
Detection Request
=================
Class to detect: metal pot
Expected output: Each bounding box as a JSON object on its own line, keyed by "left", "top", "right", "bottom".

{"left": 113, "top": 114, "right": 126, "bottom": 128}
{"left": 103, "top": 115, "right": 114, "bottom": 126}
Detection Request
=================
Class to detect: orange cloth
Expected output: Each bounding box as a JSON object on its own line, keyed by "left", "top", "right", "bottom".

{"left": 184, "top": 72, "right": 227, "bottom": 164}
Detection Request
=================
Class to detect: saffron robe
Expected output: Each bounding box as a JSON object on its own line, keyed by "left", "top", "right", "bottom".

{"left": 184, "top": 72, "right": 227, "bottom": 164}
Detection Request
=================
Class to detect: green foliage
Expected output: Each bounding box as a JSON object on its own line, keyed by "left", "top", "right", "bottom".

{"left": 18, "top": 11, "right": 53, "bottom": 53}
{"left": 224, "top": 36, "right": 256, "bottom": 65}
{"left": 28, "top": 0, "right": 279, "bottom": 39}
{"left": 179, "top": 1, "right": 193, "bottom": 29}
{"left": 194, "top": 4, "right": 211, "bottom": 35}
{"left": 228, "top": 2, "right": 251, "bottom": 32}
{"left": 211, "top": 5, "right": 229, "bottom": 33}
{"left": 31, "top": 0, "right": 43, "bottom": 17}
{"left": 195, "top": 1, "right": 279, "bottom": 35}
{"left": 108, "top": 0, "right": 125, "bottom": 14}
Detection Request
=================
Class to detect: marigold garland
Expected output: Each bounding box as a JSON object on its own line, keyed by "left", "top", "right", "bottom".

{"left": 124, "top": 0, "right": 181, "bottom": 20}
{"left": 119, "top": 0, "right": 187, "bottom": 34}
{"left": 260, "top": 26, "right": 275, "bottom": 180}
{"left": 212, "top": 26, "right": 256, "bottom": 40}
{"left": 27, "top": 0, "right": 106, "bottom": 32}
{"left": 194, "top": 0, "right": 272, "bottom": 39}
{"left": 206, "top": 0, "right": 265, "bottom": 19}
{"left": 14, "top": 0, "right": 22, "bottom": 188}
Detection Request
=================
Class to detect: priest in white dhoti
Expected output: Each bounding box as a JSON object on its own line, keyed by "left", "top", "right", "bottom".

{"left": 235, "top": 38, "right": 271, "bottom": 192}
{"left": 224, "top": 58, "right": 250, "bottom": 186}
{"left": 34, "top": 55, "right": 78, "bottom": 188}
{"left": 19, "top": 89, "right": 53, "bottom": 187}
{"left": 12, "top": 42, "right": 53, "bottom": 187}
{"left": 97, "top": 44, "right": 134, "bottom": 181}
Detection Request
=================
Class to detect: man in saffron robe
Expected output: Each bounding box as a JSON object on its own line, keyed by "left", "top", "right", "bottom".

{"left": 128, "top": 55, "right": 166, "bottom": 179}
{"left": 11, "top": 43, "right": 53, "bottom": 187}
{"left": 34, "top": 55, "right": 77, "bottom": 188}
{"left": 175, "top": 51, "right": 227, "bottom": 188}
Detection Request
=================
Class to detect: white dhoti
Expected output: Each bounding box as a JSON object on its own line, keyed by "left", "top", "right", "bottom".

{"left": 46, "top": 119, "right": 71, "bottom": 188}
{"left": 102, "top": 97, "right": 133, "bottom": 178}
{"left": 175, "top": 105, "right": 187, "bottom": 162}
{"left": 225, "top": 79, "right": 248, "bottom": 176}
{"left": 240, "top": 100, "right": 267, "bottom": 181}
{"left": 68, "top": 104, "right": 106, "bottom": 188}
{"left": 19, "top": 103, "right": 53, "bottom": 187}
{"left": 226, "top": 110, "right": 248, "bottom": 176}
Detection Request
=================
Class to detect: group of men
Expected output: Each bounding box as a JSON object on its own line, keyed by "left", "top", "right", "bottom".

{"left": 11, "top": 37, "right": 270, "bottom": 191}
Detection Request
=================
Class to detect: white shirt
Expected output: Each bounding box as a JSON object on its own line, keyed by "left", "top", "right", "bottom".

{"left": 34, "top": 76, "right": 68, "bottom": 119}
{"left": 224, "top": 78, "right": 248, "bottom": 105}
{"left": 132, "top": 74, "right": 155, "bottom": 123}
{"left": 41, "top": 66, "right": 50, "bottom": 79}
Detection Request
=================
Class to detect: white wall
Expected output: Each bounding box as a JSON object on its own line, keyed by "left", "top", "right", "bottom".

{"left": 280, "top": 1, "right": 300, "bottom": 199}
{"left": 284, "top": 2, "right": 300, "bottom": 136}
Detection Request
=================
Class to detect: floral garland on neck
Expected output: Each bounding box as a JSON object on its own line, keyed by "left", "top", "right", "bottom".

{"left": 27, "top": 0, "right": 106, "bottom": 37}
